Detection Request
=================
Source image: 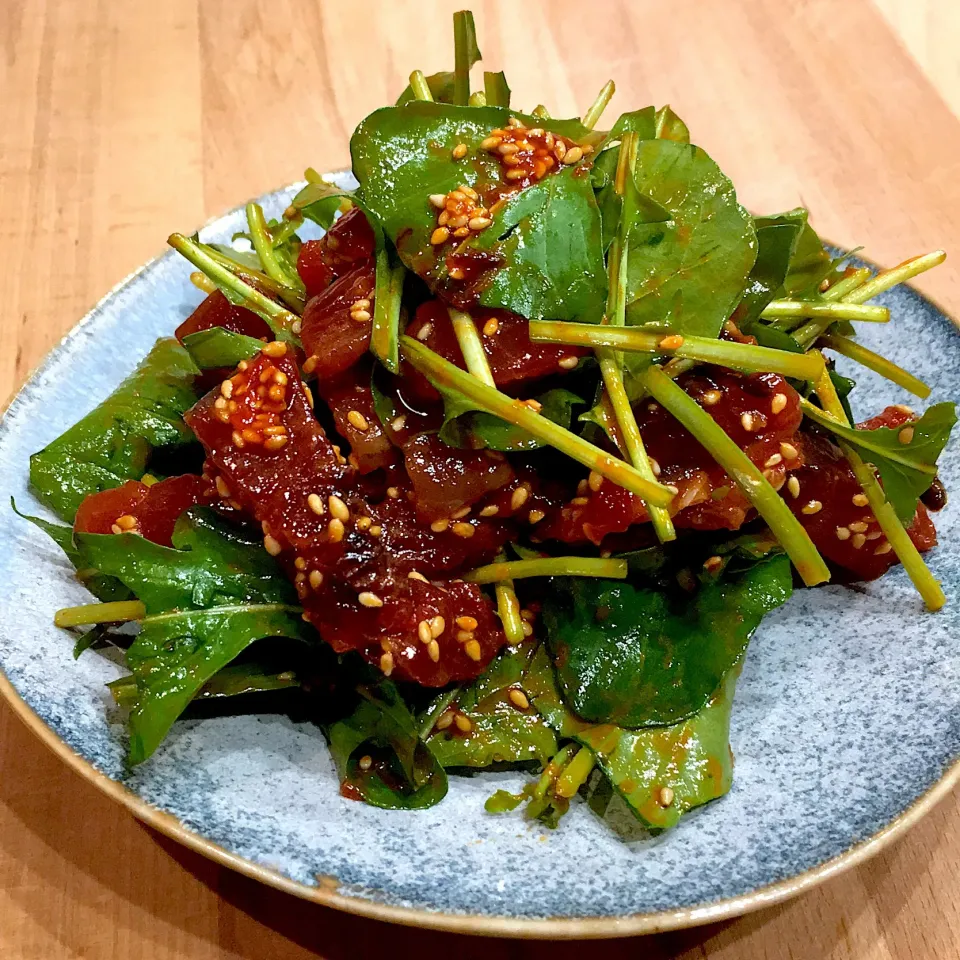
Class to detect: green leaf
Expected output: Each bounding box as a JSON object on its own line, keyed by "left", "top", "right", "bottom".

{"left": 193, "top": 661, "right": 301, "bottom": 699}
{"left": 351, "top": 102, "right": 605, "bottom": 321}
{"left": 327, "top": 680, "right": 448, "bottom": 809}
{"left": 468, "top": 166, "right": 610, "bottom": 322}
{"left": 425, "top": 644, "right": 557, "bottom": 767}
{"left": 540, "top": 554, "right": 792, "bottom": 727}
{"left": 396, "top": 71, "right": 456, "bottom": 105}
{"left": 75, "top": 508, "right": 312, "bottom": 764}
{"left": 801, "top": 400, "right": 957, "bottom": 524}
{"left": 783, "top": 219, "right": 833, "bottom": 298}
{"left": 736, "top": 209, "right": 807, "bottom": 325}
{"left": 654, "top": 105, "right": 690, "bottom": 143}
{"left": 622, "top": 139, "right": 757, "bottom": 337}
{"left": 453, "top": 9, "right": 482, "bottom": 105}
{"left": 13, "top": 499, "right": 129, "bottom": 602}
{"left": 525, "top": 645, "right": 740, "bottom": 829}
{"left": 29, "top": 339, "right": 200, "bottom": 522}
{"left": 440, "top": 388, "right": 583, "bottom": 452}
{"left": 291, "top": 177, "right": 358, "bottom": 231}
{"left": 181, "top": 328, "right": 263, "bottom": 369}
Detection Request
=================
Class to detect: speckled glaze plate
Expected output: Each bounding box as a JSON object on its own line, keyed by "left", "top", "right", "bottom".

{"left": 1, "top": 178, "right": 959, "bottom": 939}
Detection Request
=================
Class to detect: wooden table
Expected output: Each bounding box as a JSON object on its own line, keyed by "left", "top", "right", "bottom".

{"left": 2, "top": 1, "right": 960, "bottom": 956}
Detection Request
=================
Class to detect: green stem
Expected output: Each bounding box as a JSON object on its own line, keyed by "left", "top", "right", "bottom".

{"left": 453, "top": 10, "right": 478, "bottom": 105}
{"left": 408, "top": 70, "right": 434, "bottom": 102}
{"left": 642, "top": 365, "right": 830, "bottom": 586}
{"left": 597, "top": 132, "right": 674, "bottom": 543}
{"left": 554, "top": 747, "right": 596, "bottom": 799}
{"left": 582, "top": 80, "right": 615, "bottom": 130}
{"left": 189, "top": 271, "right": 216, "bottom": 295}
{"left": 371, "top": 250, "right": 404, "bottom": 373}
{"left": 760, "top": 300, "right": 889, "bottom": 322}
{"left": 841, "top": 250, "right": 946, "bottom": 304}
{"left": 821, "top": 267, "right": 872, "bottom": 302}
{"left": 530, "top": 320, "right": 826, "bottom": 381}
{"left": 811, "top": 369, "right": 944, "bottom": 610}
{"left": 819, "top": 333, "right": 930, "bottom": 399}
{"left": 199, "top": 243, "right": 300, "bottom": 306}
{"left": 400, "top": 337, "right": 675, "bottom": 507}
{"left": 245, "top": 202, "right": 290, "bottom": 287}
{"left": 495, "top": 578, "right": 525, "bottom": 644}
{"left": 168, "top": 234, "right": 301, "bottom": 341}
{"left": 449, "top": 308, "right": 495, "bottom": 386}
{"left": 464, "top": 557, "right": 628, "bottom": 585}
{"left": 484, "top": 71, "right": 511, "bottom": 108}
{"left": 54, "top": 600, "right": 146, "bottom": 629}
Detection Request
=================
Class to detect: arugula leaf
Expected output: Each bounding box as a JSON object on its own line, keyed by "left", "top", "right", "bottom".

{"left": 801, "top": 400, "right": 957, "bottom": 524}
{"left": 525, "top": 645, "right": 740, "bottom": 830}
{"left": 622, "top": 139, "right": 757, "bottom": 337}
{"left": 540, "top": 554, "right": 792, "bottom": 727}
{"left": 327, "top": 680, "right": 448, "bottom": 809}
{"left": 75, "top": 508, "right": 312, "bottom": 764}
{"left": 483, "top": 70, "right": 511, "bottom": 108}
{"left": 181, "top": 328, "right": 263, "bottom": 369}
{"left": 351, "top": 102, "right": 606, "bottom": 321}
{"left": 424, "top": 644, "right": 557, "bottom": 767}
{"left": 13, "top": 499, "right": 128, "bottom": 602}
{"left": 440, "top": 388, "right": 583, "bottom": 452}
{"left": 29, "top": 339, "right": 199, "bottom": 522}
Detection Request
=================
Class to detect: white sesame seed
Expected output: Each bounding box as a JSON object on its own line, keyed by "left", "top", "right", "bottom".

{"left": 852, "top": 493, "right": 869, "bottom": 507}
{"left": 309, "top": 570, "right": 324, "bottom": 590}
{"left": 836, "top": 526, "right": 851, "bottom": 541}
{"left": 262, "top": 341, "right": 287, "bottom": 358}
{"left": 852, "top": 533, "right": 867, "bottom": 549}
{"left": 359, "top": 591, "right": 384, "bottom": 608}
{"left": 528, "top": 509, "right": 545, "bottom": 524}
{"left": 430, "top": 518, "right": 450, "bottom": 532}
{"left": 347, "top": 409, "right": 369, "bottom": 432}
{"left": 454, "top": 713, "right": 473, "bottom": 732}
{"left": 452, "top": 143, "right": 468, "bottom": 159}
{"left": 328, "top": 495, "right": 350, "bottom": 523}
{"left": 417, "top": 322, "right": 434, "bottom": 341}
{"left": 418, "top": 620, "right": 433, "bottom": 644}
{"left": 508, "top": 688, "right": 530, "bottom": 709}
{"left": 408, "top": 571, "right": 429, "bottom": 582}
{"left": 452, "top": 521, "right": 475, "bottom": 538}
{"left": 771, "top": 393, "right": 788, "bottom": 415}
{"left": 429, "top": 193, "right": 447, "bottom": 208}
{"left": 702, "top": 390, "right": 722, "bottom": 407}
{"left": 848, "top": 521, "right": 869, "bottom": 533}
{"left": 215, "top": 476, "right": 231, "bottom": 498}
{"left": 801, "top": 500, "right": 823, "bottom": 515}
{"left": 780, "top": 442, "right": 799, "bottom": 461}
{"left": 482, "top": 317, "right": 499, "bottom": 336}
{"left": 387, "top": 486, "right": 400, "bottom": 498}
{"left": 451, "top": 506, "right": 471, "bottom": 520}
{"left": 464, "top": 639, "right": 482, "bottom": 661}
{"left": 307, "top": 493, "right": 324, "bottom": 515}
{"left": 659, "top": 786, "right": 675, "bottom": 807}
{"left": 787, "top": 476, "right": 801, "bottom": 498}
{"left": 588, "top": 470, "right": 604, "bottom": 492}
{"left": 741, "top": 412, "right": 758, "bottom": 432}
{"left": 220, "top": 379, "right": 233, "bottom": 399}
{"left": 561, "top": 146, "right": 583, "bottom": 165}
{"left": 390, "top": 416, "right": 406, "bottom": 432}
{"left": 764, "top": 453, "right": 783, "bottom": 468}
{"left": 874, "top": 542, "right": 893, "bottom": 555}
{"left": 427, "top": 639, "right": 440, "bottom": 662}
{"left": 558, "top": 356, "right": 579, "bottom": 370}
{"left": 327, "top": 518, "right": 345, "bottom": 542}
{"left": 898, "top": 426, "right": 915, "bottom": 444}
{"left": 380, "top": 652, "right": 394, "bottom": 676}
{"left": 264, "top": 534, "right": 282, "bottom": 556}
{"left": 430, "top": 616, "right": 446, "bottom": 638}
{"left": 511, "top": 486, "right": 530, "bottom": 511}
{"left": 479, "top": 504, "right": 499, "bottom": 517}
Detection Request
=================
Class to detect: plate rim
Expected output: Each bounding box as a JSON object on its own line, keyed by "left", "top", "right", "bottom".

{"left": 1, "top": 186, "right": 958, "bottom": 940}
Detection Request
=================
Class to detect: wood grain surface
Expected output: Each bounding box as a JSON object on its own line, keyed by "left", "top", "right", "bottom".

{"left": 2, "top": 1, "right": 960, "bottom": 956}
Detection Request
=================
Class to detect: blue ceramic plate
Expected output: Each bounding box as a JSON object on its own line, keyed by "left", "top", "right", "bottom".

{"left": 1, "top": 179, "right": 958, "bottom": 939}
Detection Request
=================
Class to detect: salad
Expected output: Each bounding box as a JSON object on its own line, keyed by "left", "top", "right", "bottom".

{"left": 22, "top": 10, "right": 955, "bottom": 831}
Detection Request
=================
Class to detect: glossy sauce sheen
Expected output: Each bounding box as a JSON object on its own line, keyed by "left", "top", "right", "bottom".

{"left": 185, "top": 347, "right": 510, "bottom": 685}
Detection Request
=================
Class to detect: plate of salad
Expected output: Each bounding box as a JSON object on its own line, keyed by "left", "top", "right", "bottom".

{"left": 1, "top": 9, "right": 959, "bottom": 938}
